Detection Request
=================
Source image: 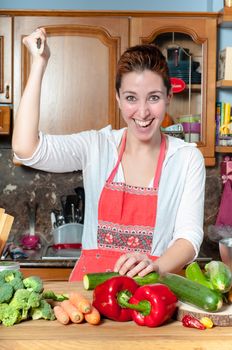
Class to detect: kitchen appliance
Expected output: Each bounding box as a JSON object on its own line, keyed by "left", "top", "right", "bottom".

{"left": 219, "top": 237, "right": 232, "bottom": 271}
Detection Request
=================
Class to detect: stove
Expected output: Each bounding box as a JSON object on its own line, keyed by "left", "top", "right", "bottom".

{"left": 41, "top": 245, "right": 81, "bottom": 260}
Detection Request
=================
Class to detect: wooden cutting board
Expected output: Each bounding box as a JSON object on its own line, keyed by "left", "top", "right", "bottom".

{"left": 177, "top": 301, "right": 232, "bottom": 327}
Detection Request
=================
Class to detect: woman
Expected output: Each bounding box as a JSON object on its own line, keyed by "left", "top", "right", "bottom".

{"left": 12, "top": 28, "right": 206, "bottom": 281}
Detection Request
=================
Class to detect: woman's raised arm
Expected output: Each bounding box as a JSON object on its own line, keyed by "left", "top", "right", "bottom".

{"left": 12, "top": 28, "right": 50, "bottom": 158}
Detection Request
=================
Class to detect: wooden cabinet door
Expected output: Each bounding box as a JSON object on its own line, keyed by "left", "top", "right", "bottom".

{"left": 0, "top": 105, "right": 11, "bottom": 134}
{"left": 130, "top": 15, "right": 217, "bottom": 166}
{"left": 14, "top": 16, "right": 129, "bottom": 134}
{"left": 0, "top": 16, "right": 12, "bottom": 104}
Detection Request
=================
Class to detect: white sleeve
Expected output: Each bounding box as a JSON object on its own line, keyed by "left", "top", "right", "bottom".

{"left": 13, "top": 131, "right": 92, "bottom": 173}
{"left": 168, "top": 147, "right": 206, "bottom": 258}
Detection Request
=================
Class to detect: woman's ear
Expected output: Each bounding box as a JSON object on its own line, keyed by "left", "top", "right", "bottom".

{"left": 116, "top": 92, "right": 121, "bottom": 108}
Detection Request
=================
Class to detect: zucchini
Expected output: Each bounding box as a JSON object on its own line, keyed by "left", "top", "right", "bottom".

{"left": 159, "top": 273, "right": 223, "bottom": 312}
{"left": 185, "top": 261, "right": 214, "bottom": 290}
{"left": 83, "top": 271, "right": 160, "bottom": 290}
{"left": 204, "top": 261, "right": 232, "bottom": 293}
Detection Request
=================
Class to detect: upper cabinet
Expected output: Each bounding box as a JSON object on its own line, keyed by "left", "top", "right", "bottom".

{"left": 130, "top": 14, "right": 218, "bottom": 166}
{"left": 0, "top": 11, "right": 218, "bottom": 165}
{"left": 0, "top": 16, "right": 12, "bottom": 104}
{"left": 14, "top": 16, "right": 129, "bottom": 134}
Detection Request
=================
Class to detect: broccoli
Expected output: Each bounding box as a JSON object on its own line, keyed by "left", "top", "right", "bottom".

{"left": 9, "top": 288, "right": 41, "bottom": 320}
{"left": 23, "top": 276, "right": 44, "bottom": 293}
{"left": 30, "top": 299, "right": 55, "bottom": 321}
{"left": 42, "top": 290, "right": 68, "bottom": 301}
{"left": 0, "top": 269, "right": 23, "bottom": 283}
{"left": 0, "top": 303, "right": 21, "bottom": 327}
{"left": 0, "top": 283, "right": 14, "bottom": 303}
{"left": 0, "top": 269, "right": 24, "bottom": 292}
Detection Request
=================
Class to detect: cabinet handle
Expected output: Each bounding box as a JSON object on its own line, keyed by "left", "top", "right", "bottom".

{"left": 5, "top": 85, "right": 10, "bottom": 99}
{"left": 0, "top": 109, "right": 3, "bottom": 130}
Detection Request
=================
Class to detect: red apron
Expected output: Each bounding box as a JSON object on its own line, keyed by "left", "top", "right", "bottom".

{"left": 69, "top": 132, "right": 166, "bottom": 281}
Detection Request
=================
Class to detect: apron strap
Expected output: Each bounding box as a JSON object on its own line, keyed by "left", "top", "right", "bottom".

{"left": 107, "top": 129, "right": 127, "bottom": 183}
{"left": 153, "top": 133, "right": 166, "bottom": 189}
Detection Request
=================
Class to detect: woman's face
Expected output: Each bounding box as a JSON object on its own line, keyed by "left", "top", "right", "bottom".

{"left": 116, "top": 69, "right": 171, "bottom": 143}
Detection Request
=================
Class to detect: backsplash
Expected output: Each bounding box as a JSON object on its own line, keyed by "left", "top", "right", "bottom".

{"left": 0, "top": 148, "right": 224, "bottom": 257}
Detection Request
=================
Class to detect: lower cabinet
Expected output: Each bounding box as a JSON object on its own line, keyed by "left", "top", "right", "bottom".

{"left": 21, "top": 267, "right": 73, "bottom": 281}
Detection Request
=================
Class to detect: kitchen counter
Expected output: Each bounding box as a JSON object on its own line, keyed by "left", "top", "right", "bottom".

{"left": 0, "top": 281, "right": 232, "bottom": 350}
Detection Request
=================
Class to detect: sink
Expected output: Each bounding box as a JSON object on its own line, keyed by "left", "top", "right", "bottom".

{"left": 41, "top": 245, "right": 81, "bottom": 260}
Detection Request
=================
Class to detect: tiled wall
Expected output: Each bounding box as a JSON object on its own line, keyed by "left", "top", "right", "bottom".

{"left": 0, "top": 148, "right": 223, "bottom": 256}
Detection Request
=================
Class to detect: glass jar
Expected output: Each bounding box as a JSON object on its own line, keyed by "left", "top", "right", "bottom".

{"left": 0, "top": 261, "right": 20, "bottom": 272}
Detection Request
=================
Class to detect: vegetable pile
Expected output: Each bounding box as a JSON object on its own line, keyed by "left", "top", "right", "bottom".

{"left": 83, "top": 260, "right": 232, "bottom": 328}
{"left": 0, "top": 270, "right": 58, "bottom": 326}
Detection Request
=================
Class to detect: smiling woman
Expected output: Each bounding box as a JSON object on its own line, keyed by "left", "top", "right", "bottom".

{"left": 12, "top": 29, "right": 206, "bottom": 282}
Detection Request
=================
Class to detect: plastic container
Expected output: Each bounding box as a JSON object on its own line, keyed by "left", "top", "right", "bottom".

{"left": 182, "top": 122, "right": 201, "bottom": 133}
{"left": 178, "top": 114, "right": 201, "bottom": 123}
{"left": 0, "top": 261, "right": 20, "bottom": 272}
{"left": 52, "top": 223, "right": 83, "bottom": 245}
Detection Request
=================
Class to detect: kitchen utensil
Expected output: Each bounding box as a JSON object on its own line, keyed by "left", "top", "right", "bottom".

{"left": 52, "top": 222, "right": 83, "bottom": 245}
{"left": 219, "top": 237, "right": 232, "bottom": 271}
{"left": 0, "top": 208, "right": 14, "bottom": 256}
{"left": 21, "top": 202, "right": 40, "bottom": 250}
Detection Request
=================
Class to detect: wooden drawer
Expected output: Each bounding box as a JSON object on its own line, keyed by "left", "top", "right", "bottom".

{"left": 0, "top": 105, "right": 10, "bottom": 134}
{"left": 21, "top": 267, "right": 72, "bottom": 281}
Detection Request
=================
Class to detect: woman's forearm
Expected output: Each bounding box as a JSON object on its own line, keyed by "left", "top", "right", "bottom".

{"left": 154, "top": 238, "right": 196, "bottom": 274}
{"left": 12, "top": 59, "right": 46, "bottom": 158}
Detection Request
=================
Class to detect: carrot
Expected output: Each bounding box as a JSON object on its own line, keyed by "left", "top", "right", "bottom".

{"left": 60, "top": 300, "right": 84, "bottom": 323}
{"left": 69, "top": 291, "right": 92, "bottom": 314}
{"left": 53, "top": 305, "right": 70, "bottom": 325}
{"left": 84, "top": 305, "right": 101, "bottom": 325}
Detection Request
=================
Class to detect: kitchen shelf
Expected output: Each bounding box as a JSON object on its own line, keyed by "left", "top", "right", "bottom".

{"left": 216, "top": 80, "right": 232, "bottom": 88}
{"left": 218, "top": 6, "right": 232, "bottom": 26}
{"left": 215, "top": 146, "right": 232, "bottom": 153}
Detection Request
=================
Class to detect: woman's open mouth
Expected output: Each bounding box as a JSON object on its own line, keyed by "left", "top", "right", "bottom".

{"left": 133, "top": 119, "right": 154, "bottom": 128}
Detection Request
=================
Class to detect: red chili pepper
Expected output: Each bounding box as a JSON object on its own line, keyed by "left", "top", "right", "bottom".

{"left": 92, "top": 276, "right": 139, "bottom": 322}
{"left": 182, "top": 314, "right": 206, "bottom": 330}
{"left": 120, "top": 283, "right": 178, "bottom": 327}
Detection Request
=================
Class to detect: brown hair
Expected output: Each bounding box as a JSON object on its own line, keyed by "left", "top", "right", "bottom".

{"left": 116, "top": 44, "right": 171, "bottom": 96}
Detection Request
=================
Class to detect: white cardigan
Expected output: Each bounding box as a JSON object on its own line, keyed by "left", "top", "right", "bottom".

{"left": 15, "top": 125, "right": 206, "bottom": 258}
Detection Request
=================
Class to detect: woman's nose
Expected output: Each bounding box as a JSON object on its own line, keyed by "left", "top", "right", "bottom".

{"left": 138, "top": 101, "right": 150, "bottom": 118}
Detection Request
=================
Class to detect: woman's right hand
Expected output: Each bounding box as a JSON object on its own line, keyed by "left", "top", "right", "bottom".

{"left": 22, "top": 27, "right": 50, "bottom": 64}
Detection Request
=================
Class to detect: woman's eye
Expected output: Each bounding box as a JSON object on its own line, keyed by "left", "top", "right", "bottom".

{"left": 126, "top": 95, "right": 136, "bottom": 102}
{"left": 149, "top": 95, "right": 159, "bottom": 102}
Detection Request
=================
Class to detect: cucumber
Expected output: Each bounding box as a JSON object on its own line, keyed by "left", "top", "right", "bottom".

{"left": 204, "top": 261, "right": 232, "bottom": 293}
{"left": 83, "top": 272, "right": 119, "bottom": 290}
{"left": 159, "top": 273, "right": 223, "bottom": 312}
{"left": 83, "top": 271, "right": 160, "bottom": 290}
{"left": 185, "top": 261, "right": 214, "bottom": 289}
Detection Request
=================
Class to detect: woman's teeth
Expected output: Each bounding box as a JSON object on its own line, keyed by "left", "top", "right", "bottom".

{"left": 134, "top": 119, "right": 153, "bottom": 127}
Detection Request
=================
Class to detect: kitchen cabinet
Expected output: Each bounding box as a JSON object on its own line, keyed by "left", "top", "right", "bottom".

{"left": 0, "top": 10, "right": 219, "bottom": 164}
{"left": 13, "top": 15, "right": 129, "bottom": 135}
{"left": 0, "top": 16, "right": 12, "bottom": 104}
{"left": 0, "top": 105, "right": 11, "bottom": 135}
{"left": 216, "top": 6, "right": 232, "bottom": 154}
{"left": 21, "top": 267, "right": 72, "bottom": 281}
{"left": 130, "top": 13, "right": 218, "bottom": 166}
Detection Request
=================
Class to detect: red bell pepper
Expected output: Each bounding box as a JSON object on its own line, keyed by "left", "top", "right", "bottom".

{"left": 92, "top": 276, "right": 139, "bottom": 322}
{"left": 119, "top": 283, "right": 178, "bottom": 327}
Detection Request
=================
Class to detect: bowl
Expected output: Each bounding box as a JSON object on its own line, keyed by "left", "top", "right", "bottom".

{"left": 219, "top": 237, "right": 232, "bottom": 271}
{"left": 182, "top": 122, "right": 201, "bottom": 133}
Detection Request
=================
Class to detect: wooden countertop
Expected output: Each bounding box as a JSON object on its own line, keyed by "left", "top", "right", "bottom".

{"left": 1, "top": 281, "right": 232, "bottom": 350}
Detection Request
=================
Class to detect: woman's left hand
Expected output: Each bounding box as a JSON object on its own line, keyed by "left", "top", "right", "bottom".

{"left": 114, "top": 252, "right": 158, "bottom": 278}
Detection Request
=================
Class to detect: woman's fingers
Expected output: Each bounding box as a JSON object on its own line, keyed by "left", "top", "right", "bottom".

{"left": 114, "top": 253, "right": 155, "bottom": 277}
{"left": 22, "top": 27, "right": 49, "bottom": 58}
